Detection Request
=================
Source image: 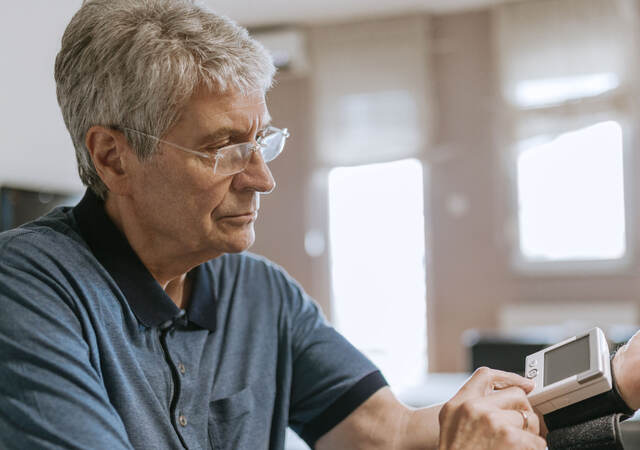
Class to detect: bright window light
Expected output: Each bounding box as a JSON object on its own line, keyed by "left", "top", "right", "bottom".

{"left": 328, "top": 159, "right": 427, "bottom": 388}
{"left": 517, "top": 121, "right": 626, "bottom": 262}
{"left": 515, "top": 73, "right": 619, "bottom": 108}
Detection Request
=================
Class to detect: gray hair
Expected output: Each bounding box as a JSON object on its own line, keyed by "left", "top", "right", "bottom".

{"left": 55, "top": 0, "right": 276, "bottom": 199}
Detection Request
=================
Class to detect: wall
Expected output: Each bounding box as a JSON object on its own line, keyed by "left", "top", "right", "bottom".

{"left": 0, "top": 2, "right": 83, "bottom": 193}
{"left": 427, "top": 10, "right": 509, "bottom": 371}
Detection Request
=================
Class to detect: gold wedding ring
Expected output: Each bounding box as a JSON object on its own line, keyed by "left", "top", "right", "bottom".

{"left": 519, "top": 410, "right": 529, "bottom": 430}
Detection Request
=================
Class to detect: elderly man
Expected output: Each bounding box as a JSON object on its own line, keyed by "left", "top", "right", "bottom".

{"left": 0, "top": 0, "right": 637, "bottom": 449}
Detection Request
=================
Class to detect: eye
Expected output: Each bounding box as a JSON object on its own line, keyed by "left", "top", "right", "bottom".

{"left": 201, "top": 141, "right": 231, "bottom": 153}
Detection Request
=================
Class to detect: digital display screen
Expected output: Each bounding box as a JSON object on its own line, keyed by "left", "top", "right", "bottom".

{"left": 544, "top": 336, "right": 591, "bottom": 387}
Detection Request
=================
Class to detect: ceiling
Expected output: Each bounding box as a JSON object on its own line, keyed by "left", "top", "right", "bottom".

{"left": 206, "top": 0, "right": 512, "bottom": 27}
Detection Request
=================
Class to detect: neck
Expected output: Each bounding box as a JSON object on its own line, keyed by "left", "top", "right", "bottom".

{"left": 104, "top": 194, "right": 203, "bottom": 308}
{"left": 164, "top": 274, "right": 192, "bottom": 309}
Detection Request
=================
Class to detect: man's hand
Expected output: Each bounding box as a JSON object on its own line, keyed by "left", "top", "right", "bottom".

{"left": 612, "top": 329, "right": 640, "bottom": 410}
{"left": 437, "top": 367, "right": 546, "bottom": 450}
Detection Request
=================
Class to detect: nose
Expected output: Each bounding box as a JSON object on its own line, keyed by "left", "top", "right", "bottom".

{"left": 232, "top": 150, "right": 276, "bottom": 194}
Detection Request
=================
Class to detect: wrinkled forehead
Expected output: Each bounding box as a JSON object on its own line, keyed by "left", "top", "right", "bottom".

{"left": 169, "top": 88, "right": 271, "bottom": 141}
{"left": 188, "top": 89, "right": 269, "bottom": 128}
{"left": 202, "top": 99, "right": 270, "bottom": 125}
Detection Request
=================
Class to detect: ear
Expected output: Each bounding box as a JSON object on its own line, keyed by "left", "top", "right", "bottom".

{"left": 85, "top": 126, "right": 132, "bottom": 195}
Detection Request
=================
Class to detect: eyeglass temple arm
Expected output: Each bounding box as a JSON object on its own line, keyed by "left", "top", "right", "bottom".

{"left": 121, "top": 127, "right": 215, "bottom": 160}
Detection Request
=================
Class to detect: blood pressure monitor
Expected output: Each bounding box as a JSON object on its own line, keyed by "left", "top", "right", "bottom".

{"left": 525, "top": 328, "right": 635, "bottom": 449}
{"left": 525, "top": 327, "right": 611, "bottom": 415}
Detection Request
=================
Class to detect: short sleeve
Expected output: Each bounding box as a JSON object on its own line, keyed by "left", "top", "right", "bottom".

{"left": 284, "top": 279, "right": 388, "bottom": 447}
{"left": 0, "top": 234, "right": 134, "bottom": 449}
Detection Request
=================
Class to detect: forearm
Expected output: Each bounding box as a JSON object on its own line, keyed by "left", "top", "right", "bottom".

{"left": 316, "top": 388, "right": 441, "bottom": 450}
{"left": 399, "top": 404, "right": 442, "bottom": 450}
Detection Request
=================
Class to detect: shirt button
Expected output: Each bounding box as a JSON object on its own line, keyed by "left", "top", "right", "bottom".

{"left": 178, "top": 414, "right": 187, "bottom": 427}
{"left": 178, "top": 363, "right": 186, "bottom": 375}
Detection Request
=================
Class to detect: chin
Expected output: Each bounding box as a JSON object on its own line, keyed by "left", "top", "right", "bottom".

{"left": 221, "top": 231, "right": 255, "bottom": 254}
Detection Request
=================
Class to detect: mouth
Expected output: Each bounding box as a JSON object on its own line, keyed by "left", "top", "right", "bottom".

{"left": 219, "top": 211, "right": 258, "bottom": 223}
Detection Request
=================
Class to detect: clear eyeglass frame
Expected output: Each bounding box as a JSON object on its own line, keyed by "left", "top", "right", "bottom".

{"left": 122, "top": 126, "right": 289, "bottom": 176}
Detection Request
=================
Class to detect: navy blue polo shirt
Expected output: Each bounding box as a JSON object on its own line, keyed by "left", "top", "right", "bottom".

{"left": 0, "top": 190, "right": 387, "bottom": 449}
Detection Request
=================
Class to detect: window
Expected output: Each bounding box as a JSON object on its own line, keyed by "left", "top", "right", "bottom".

{"left": 516, "top": 121, "right": 626, "bottom": 264}
{"left": 514, "top": 73, "right": 620, "bottom": 109}
{"left": 495, "top": 0, "right": 635, "bottom": 273}
{"left": 328, "top": 158, "right": 427, "bottom": 388}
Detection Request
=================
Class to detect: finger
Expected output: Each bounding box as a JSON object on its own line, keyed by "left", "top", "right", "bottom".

{"left": 510, "top": 430, "right": 547, "bottom": 450}
{"left": 494, "top": 427, "right": 547, "bottom": 450}
{"left": 486, "top": 389, "right": 540, "bottom": 435}
{"left": 520, "top": 431, "right": 547, "bottom": 450}
{"left": 492, "top": 409, "right": 541, "bottom": 435}
{"left": 459, "top": 367, "right": 535, "bottom": 399}
{"left": 537, "top": 409, "right": 548, "bottom": 437}
{"left": 484, "top": 386, "right": 536, "bottom": 413}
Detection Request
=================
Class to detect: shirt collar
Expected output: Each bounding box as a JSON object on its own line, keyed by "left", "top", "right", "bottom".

{"left": 73, "top": 189, "right": 217, "bottom": 331}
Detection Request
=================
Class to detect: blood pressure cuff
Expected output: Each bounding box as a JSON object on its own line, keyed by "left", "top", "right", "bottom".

{"left": 547, "top": 413, "right": 628, "bottom": 450}
{"left": 544, "top": 386, "right": 635, "bottom": 431}
{"left": 544, "top": 359, "right": 635, "bottom": 431}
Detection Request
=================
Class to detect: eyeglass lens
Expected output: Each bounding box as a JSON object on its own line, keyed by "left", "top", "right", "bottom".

{"left": 216, "top": 129, "right": 286, "bottom": 175}
{"left": 260, "top": 131, "right": 286, "bottom": 162}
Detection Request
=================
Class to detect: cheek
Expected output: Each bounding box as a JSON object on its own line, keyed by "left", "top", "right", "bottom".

{"left": 180, "top": 177, "right": 233, "bottom": 226}
{"left": 135, "top": 159, "right": 227, "bottom": 219}
{"left": 160, "top": 155, "right": 218, "bottom": 193}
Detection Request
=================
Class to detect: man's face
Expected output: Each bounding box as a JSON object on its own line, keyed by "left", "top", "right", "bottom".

{"left": 124, "top": 88, "right": 275, "bottom": 260}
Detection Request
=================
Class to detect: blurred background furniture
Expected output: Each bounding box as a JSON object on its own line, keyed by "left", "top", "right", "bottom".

{"left": 0, "top": 186, "right": 81, "bottom": 231}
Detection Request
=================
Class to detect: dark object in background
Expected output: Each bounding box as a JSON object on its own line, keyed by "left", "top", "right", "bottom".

{"left": 463, "top": 330, "right": 549, "bottom": 376}
{"left": 0, "top": 186, "right": 82, "bottom": 232}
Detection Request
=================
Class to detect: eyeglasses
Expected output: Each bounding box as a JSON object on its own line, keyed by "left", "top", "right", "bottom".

{"left": 122, "top": 126, "right": 289, "bottom": 176}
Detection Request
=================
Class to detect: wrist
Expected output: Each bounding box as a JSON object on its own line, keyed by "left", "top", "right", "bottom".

{"left": 401, "top": 406, "right": 440, "bottom": 450}
{"left": 612, "top": 348, "right": 637, "bottom": 410}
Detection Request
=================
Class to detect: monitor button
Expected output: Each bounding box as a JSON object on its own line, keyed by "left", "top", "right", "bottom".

{"left": 527, "top": 369, "right": 538, "bottom": 379}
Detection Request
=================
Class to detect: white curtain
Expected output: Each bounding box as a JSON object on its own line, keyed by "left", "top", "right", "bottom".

{"left": 495, "top": 0, "right": 637, "bottom": 108}
{"left": 310, "top": 17, "right": 433, "bottom": 167}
